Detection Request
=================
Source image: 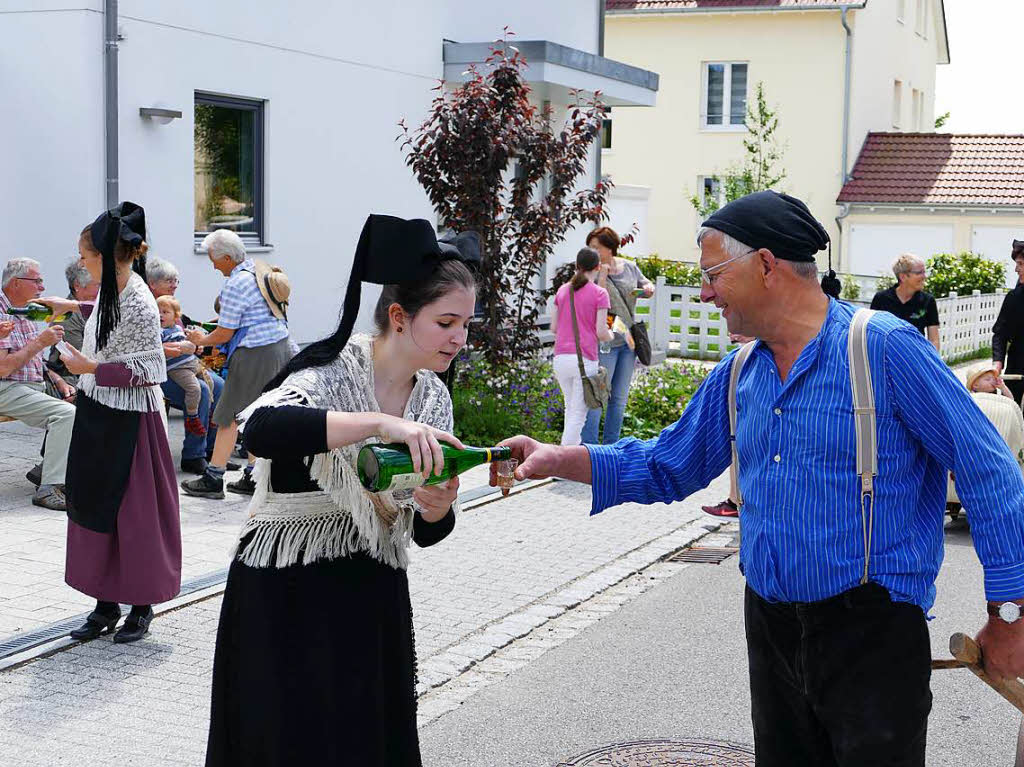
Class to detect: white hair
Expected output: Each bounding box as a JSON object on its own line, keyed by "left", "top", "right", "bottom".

{"left": 892, "top": 252, "right": 924, "bottom": 279}
{"left": 146, "top": 256, "right": 180, "bottom": 284}
{"left": 201, "top": 229, "right": 247, "bottom": 264}
{"left": 2, "top": 258, "right": 41, "bottom": 288}
{"left": 696, "top": 226, "right": 752, "bottom": 259}
{"left": 64, "top": 259, "right": 92, "bottom": 293}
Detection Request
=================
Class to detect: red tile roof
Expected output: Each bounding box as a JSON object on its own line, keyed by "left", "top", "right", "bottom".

{"left": 606, "top": 1, "right": 861, "bottom": 10}
{"left": 837, "top": 133, "right": 1024, "bottom": 207}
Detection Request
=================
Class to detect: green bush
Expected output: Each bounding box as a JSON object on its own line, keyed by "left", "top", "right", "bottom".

{"left": 452, "top": 356, "right": 564, "bottom": 446}
{"left": 452, "top": 355, "right": 710, "bottom": 445}
{"left": 840, "top": 273, "right": 861, "bottom": 301}
{"left": 875, "top": 274, "right": 896, "bottom": 292}
{"left": 925, "top": 252, "right": 1006, "bottom": 298}
{"left": 634, "top": 255, "right": 701, "bottom": 287}
{"left": 620, "top": 362, "right": 710, "bottom": 440}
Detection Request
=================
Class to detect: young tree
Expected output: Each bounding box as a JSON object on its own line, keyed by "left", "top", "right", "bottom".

{"left": 690, "top": 81, "right": 786, "bottom": 219}
{"left": 399, "top": 33, "right": 610, "bottom": 367}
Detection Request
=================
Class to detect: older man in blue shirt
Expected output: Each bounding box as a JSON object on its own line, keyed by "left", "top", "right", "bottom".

{"left": 497, "top": 192, "right": 1024, "bottom": 766}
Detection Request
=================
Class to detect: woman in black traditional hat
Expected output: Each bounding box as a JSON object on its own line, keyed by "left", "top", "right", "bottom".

{"left": 39, "top": 202, "right": 181, "bottom": 644}
{"left": 203, "top": 215, "right": 478, "bottom": 767}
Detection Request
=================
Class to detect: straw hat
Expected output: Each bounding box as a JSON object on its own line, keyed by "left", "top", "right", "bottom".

{"left": 965, "top": 362, "right": 1000, "bottom": 392}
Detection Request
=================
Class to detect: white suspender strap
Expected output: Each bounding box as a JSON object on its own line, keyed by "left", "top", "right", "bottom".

{"left": 727, "top": 341, "right": 758, "bottom": 509}
{"left": 847, "top": 308, "right": 878, "bottom": 585}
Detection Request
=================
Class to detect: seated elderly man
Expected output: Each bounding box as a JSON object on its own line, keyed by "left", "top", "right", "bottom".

{"left": 45, "top": 259, "right": 99, "bottom": 388}
{"left": 948, "top": 362, "right": 1024, "bottom": 511}
{"left": 182, "top": 230, "right": 292, "bottom": 499}
{"left": 146, "top": 255, "right": 227, "bottom": 475}
{"left": 0, "top": 258, "right": 76, "bottom": 510}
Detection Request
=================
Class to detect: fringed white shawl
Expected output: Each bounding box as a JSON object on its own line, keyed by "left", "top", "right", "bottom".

{"left": 78, "top": 271, "right": 167, "bottom": 412}
{"left": 235, "top": 334, "right": 456, "bottom": 571}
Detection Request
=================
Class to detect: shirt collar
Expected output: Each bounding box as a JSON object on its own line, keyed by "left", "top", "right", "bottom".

{"left": 750, "top": 297, "right": 841, "bottom": 388}
{"left": 229, "top": 258, "right": 254, "bottom": 278}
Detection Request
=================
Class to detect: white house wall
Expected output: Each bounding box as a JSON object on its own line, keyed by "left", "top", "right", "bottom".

{"left": 1, "top": 0, "right": 604, "bottom": 344}
{"left": 848, "top": 221, "right": 954, "bottom": 279}
{"left": 971, "top": 225, "right": 1024, "bottom": 288}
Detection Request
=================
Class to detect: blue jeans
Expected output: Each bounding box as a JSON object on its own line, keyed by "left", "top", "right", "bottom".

{"left": 581, "top": 343, "right": 636, "bottom": 444}
{"left": 161, "top": 370, "right": 224, "bottom": 459}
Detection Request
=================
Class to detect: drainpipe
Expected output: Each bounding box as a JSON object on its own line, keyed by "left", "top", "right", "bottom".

{"left": 595, "top": 0, "right": 605, "bottom": 183}
{"left": 836, "top": 6, "right": 854, "bottom": 271}
{"left": 104, "top": 0, "right": 119, "bottom": 208}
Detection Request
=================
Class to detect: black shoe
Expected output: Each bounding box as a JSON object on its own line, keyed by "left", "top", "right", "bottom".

{"left": 26, "top": 463, "right": 42, "bottom": 488}
{"left": 180, "top": 457, "right": 209, "bottom": 475}
{"left": 226, "top": 472, "right": 256, "bottom": 496}
{"left": 113, "top": 607, "right": 153, "bottom": 644}
{"left": 181, "top": 473, "right": 225, "bottom": 499}
{"left": 70, "top": 608, "right": 121, "bottom": 641}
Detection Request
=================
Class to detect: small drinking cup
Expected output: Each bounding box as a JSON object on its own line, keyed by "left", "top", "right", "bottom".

{"left": 495, "top": 458, "right": 519, "bottom": 491}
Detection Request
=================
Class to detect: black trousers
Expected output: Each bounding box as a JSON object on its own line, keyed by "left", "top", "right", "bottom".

{"left": 745, "top": 582, "right": 932, "bottom": 767}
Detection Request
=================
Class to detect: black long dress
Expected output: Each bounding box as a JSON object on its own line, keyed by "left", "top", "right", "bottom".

{"left": 993, "top": 284, "right": 1024, "bottom": 403}
{"left": 205, "top": 405, "right": 455, "bottom": 767}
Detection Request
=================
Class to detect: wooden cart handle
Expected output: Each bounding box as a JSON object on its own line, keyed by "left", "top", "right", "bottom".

{"left": 949, "top": 632, "right": 1024, "bottom": 714}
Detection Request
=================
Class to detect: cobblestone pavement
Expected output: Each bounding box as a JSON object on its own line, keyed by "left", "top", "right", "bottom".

{"left": 0, "top": 409, "right": 731, "bottom": 766}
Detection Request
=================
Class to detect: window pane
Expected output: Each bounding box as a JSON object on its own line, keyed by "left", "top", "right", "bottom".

{"left": 706, "top": 64, "right": 725, "bottom": 125}
{"left": 730, "top": 64, "right": 748, "bottom": 125}
{"left": 601, "top": 111, "right": 613, "bottom": 149}
{"left": 194, "top": 102, "right": 257, "bottom": 234}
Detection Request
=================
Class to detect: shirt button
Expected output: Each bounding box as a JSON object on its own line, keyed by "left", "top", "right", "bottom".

{"left": 774, "top": 408, "right": 782, "bottom": 416}
{"left": 773, "top": 454, "right": 781, "bottom": 463}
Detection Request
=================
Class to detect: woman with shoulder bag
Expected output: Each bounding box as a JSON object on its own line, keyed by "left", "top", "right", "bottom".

{"left": 581, "top": 226, "right": 654, "bottom": 445}
{"left": 551, "top": 247, "right": 613, "bottom": 446}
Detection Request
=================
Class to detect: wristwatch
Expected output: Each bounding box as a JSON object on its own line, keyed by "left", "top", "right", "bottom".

{"left": 988, "top": 601, "right": 1023, "bottom": 624}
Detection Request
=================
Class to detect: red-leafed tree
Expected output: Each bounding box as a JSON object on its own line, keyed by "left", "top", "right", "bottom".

{"left": 399, "top": 32, "right": 610, "bottom": 367}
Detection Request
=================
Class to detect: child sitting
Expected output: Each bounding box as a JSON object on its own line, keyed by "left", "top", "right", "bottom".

{"left": 157, "top": 295, "right": 210, "bottom": 437}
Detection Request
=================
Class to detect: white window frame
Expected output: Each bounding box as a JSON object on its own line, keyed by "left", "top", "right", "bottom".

{"left": 698, "top": 175, "right": 726, "bottom": 211}
{"left": 700, "top": 61, "right": 749, "bottom": 132}
{"left": 892, "top": 80, "right": 903, "bottom": 129}
{"left": 601, "top": 108, "right": 613, "bottom": 152}
{"left": 911, "top": 88, "right": 923, "bottom": 131}
{"left": 897, "top": 0, "right": 906, "bottom": 23}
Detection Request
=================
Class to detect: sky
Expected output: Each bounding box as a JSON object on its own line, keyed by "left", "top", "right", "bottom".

{"left": 933, "top": 0, "right": 1024, "bottom": 133}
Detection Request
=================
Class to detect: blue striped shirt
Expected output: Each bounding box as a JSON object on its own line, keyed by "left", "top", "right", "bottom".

{"left": 218, "top": 259, "right": 289, "bottom": 348}
{"left": 588, "top": 299, "right": 1024, "bottom": 612}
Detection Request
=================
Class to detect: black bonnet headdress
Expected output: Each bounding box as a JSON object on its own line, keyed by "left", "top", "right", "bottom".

{"left": 88, "top": 201, "right": 147, "bottom": 350}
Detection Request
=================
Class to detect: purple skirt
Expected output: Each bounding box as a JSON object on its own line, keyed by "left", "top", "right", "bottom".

{"left": 65, "top": 410, "right": 182, "bottom": 605}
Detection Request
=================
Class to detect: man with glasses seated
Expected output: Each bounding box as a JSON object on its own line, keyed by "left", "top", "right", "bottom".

{"left": 0, "top": 258, "right": 76, "bottom": 510}
{"left": 870, "top": 253, "right": 940, "bottom": 352}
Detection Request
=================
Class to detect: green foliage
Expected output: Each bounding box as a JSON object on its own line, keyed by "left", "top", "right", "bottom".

{"left": 452, "top": 355, "right": 564, "bottom": 446}
{"left": 689, "top": 82, "right": 787, "bottom": 218}
{"left": 925, "top": 252, "right": 1006, "bottom": 298}
{"left": 935, "top": 111, "right": 951, "bottom": 130}
{"left": 840, "top": 273, "right": 861, "bottom": 301}
{"left": 620, "top": 362, "right": 710, "bottom": 440}
{"left": 634, "top": 255, "right": 701, "bottom": 287}
{"left": 452, "top": 354, "right": 709, "bottom": 445}
{"left": 876, "top": 274, "right": 896, "bottom": 292}
{"left": 945, "top": 345, "right": 993, "bottom": 366}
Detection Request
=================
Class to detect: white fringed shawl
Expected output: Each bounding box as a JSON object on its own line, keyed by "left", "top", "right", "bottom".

{"left": 77, "top": 272, "right": 167, "bottom": 412}
{"left": 235, "top": 334, "right": 456, "bottom": 571}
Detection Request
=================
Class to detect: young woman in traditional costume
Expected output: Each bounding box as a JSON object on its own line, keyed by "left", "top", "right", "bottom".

{"left": 41, "top": 202, "right": 181, "bottom": 644}
{"left": 204, "top": 215, "right": 479, "bottom": 767}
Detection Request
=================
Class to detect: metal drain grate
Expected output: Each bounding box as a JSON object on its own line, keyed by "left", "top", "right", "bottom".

{"left": 665, "top": 546, "right": 738, "bottom": 564}
{"left": 558, "top": 738, "right": 755, "bottom": 765}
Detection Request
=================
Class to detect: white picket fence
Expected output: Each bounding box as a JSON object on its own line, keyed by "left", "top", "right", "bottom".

{"left": 637, "top": 276, "right": 1002, "bottom": 362}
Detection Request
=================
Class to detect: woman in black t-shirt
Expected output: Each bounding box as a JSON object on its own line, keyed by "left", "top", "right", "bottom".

{"left": 870, "top": 253, "right": 940, "bottom": 351}
{"left": 991, "top": 240, "right": 1024, "bottom": 403}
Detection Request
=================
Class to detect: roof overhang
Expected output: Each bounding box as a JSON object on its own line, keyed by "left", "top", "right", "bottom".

{"left": 843, "top": 203, "right": 1024, "bottom": 214}
{"left": 606, "top": 2, "right": 866, "bottom": 17}
{"left": 442, "top": 40, "right": 659, "bottom": 107}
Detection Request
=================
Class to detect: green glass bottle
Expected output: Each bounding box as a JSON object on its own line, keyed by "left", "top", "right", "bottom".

{"left": 357, "top": 443, "right": 512, "bottom": 492}
{"left": 191, "top": 320, "right": 219, "bottom": 333}
{"left": 8, "top": 303, "right": 68, "bottom": 322}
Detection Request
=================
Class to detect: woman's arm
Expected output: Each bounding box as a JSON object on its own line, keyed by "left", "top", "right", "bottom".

{"left": 550, "top": 303, "right": 558, "bottom": 335}
{"left": 186, "top": 325, "right": 235, "bottom": 348}
{"left": 926, "top": 325, "right": 940, "bottom": 352}
{"left": 596, "top": 308, "right": 613, "bottom": 342}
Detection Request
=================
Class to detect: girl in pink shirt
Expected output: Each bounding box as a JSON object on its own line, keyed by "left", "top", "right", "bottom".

{"left": 551, "top": 248, "right": 613, "bottom": 445}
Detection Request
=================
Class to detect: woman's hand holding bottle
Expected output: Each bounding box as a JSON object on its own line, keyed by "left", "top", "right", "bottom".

{"left": 375, "top": 414, "right": 465, "bottom": 479}
{"left": 413, "top": 476, "right": 460, "bottom": 522}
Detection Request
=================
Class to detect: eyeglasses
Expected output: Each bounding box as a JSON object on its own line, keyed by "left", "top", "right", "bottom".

{"left": 16, "top": 277, "right": 44, "bottom": 286}
{"left": 700, "top": 249, "right": 758, "bottom": 286}
{"left": 908, "top": 269, "right": 926, "bottom": 276}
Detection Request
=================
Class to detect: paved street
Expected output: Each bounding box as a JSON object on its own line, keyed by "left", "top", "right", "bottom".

{"left": 0, "top": 409, "right": 732, "bottom": 766}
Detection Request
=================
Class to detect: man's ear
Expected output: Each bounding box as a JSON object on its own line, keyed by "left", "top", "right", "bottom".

{"left": 758, "top": 248, "right": 778, "bottom": 281}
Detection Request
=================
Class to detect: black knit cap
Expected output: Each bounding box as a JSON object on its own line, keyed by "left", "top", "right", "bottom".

{"left": 87, "top": 201, "right": 147, "bottom": 350}
{"left": 700, "top": 190, "right": 840, "bottom": 296}
{"left": 334, "top": 214, "right": 481, "bottom": 353}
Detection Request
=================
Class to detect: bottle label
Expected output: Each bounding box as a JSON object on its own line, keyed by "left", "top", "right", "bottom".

{"left": 382, "top": 472, "right": 428, "bottom": 492}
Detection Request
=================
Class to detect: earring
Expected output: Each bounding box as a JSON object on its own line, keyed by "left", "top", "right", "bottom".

{"left": 396, "top": 326, "right": 403, "bottom": 333}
